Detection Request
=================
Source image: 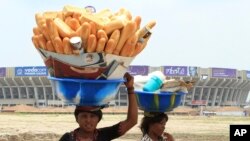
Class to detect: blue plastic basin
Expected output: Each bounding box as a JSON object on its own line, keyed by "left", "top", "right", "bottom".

{"left": 48, "top": 77, "right": 124, "bottom": 106}
{"left": 135, "top": 91, "right": 186, "bottom": 112}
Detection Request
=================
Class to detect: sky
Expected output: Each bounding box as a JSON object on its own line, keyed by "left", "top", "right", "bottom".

{"left": 0, "top": 0, "right": 250, "bottom": 70}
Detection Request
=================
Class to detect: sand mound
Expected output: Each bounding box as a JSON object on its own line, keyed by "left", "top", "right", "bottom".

{"left": 170, "top": 106, "right": 199, "bottom": 115}
{"left": 0, "top": 132, "right": 61, "bottom": 141}
{"left": 2, "top": 105, "right": 37, "bottom": 112}
{"left": 2, "top": 105, "right": 74, "bottom": 113}
{"left": 205, "top": 106, "right": 244, "bottom": 112}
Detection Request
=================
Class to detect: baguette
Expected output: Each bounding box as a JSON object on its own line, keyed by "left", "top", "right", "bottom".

{"left": 53, "top": 37, "right": 64, "bottom": 54}
{"left": 86, "top": 34, "right": 97, "bottom": 53}
{"left": 62, "top": 37, "right": 73, "bottom": 54}
{"left": 66, "top": 18, "right": 80, "bottom": 31}
{"left": 56, "top": 11, "right": 64, "bottom": 21}
{"left": 64, "top": 16, "right": 72, "bottom": 24}
{"left": 80, "top": 22, "right": 91, "bottom": 49}
{"left": 32, "top": 35, "right": 39, "bottom": 48}
{"left": 35, "top": 13, "right": 45, "bottom": 28}
{"left": 89, "top": 22, "right": 97, "bottom": 35}
{"left": 80, "top": 12, "right": 105, "bottom": 30}
{"left": 37, "top": 34, "right": 47, "bottom": 50}
{"left": 46, "top": 18, "right": 59, "bottom": 41}
{"left": 94, "top": 8, "right": 113, "bottom": 18}
{"left": 113, "top": 21, "right": 136, "bottom": 55}
{"left": 43, "top": 11, "right": 58, "bottom": 19}
{"left": 134, "top": 16, "right": 141, "bottom": 30}
{"left": 115, "top": 8, "right": 132, "bottom": 21}
{"left": 46, "top": 40, "right": 55, "bottom": 52}
{"left": 96, "top": 38, "right": 106, "bottom": 52}
{"left": 63, "top": 5, "right": 86, "bottom": 16}
{"left": 33, "top": 27, "right": 41, "bottom": 35}
{"left": 76, "top": 26, "right": 82, "bottom": 36}
{"left": 103, "top": 19, "right": 124, "bottom": 35}
{"left": 131, "top": 42, "right": 143, "bottom": 56}
{"left": 120, "top": 33, "right": 138, "bottom": 56}
{"left": 97, "top": 29, "right": 108, "bottom": 41}
{"left": 41, "top": 23, "right": 51, "bottom": 41}
{"left": 104, "top": 39, "right": 115, "bottom": 54}
{"left": 73, "top": 12, "right": 82, "bottom": 21}
{"left": 109, "top": 30, "right": 120, "bottom": 49}
{"left": 54, "top": 18, "right": 75, "bottom": 38}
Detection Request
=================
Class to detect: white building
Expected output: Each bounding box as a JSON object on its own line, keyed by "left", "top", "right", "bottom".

{"left": 0, "top": 66, "right": 250, "bottom": 107}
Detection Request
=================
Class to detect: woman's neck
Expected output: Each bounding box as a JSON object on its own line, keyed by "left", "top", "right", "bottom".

{"left": 77, "top": 128, "right": 95, "bottom": 141}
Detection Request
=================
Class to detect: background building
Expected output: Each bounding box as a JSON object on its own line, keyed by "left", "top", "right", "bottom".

{"left": 0, "top": 66, "right": 250, "bottom": 107}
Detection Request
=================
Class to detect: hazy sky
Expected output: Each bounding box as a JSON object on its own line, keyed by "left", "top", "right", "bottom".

{"left": 1, "top": 0, "right": 250, "bottom": 70}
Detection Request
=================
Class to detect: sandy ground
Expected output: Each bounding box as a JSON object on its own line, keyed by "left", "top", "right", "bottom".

{"left": 0, "top": 106, "right": 249, "bottom": 141}
{"left": 1, "top": 111, "right": 250, "bottom": 141}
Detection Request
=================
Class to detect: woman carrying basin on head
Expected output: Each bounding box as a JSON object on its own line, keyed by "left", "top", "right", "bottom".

{"left": 140, "top": 112, "right": 174, "bottom": 141}
{"left": 59, "top": 72, "right": 138, "bottom": 141}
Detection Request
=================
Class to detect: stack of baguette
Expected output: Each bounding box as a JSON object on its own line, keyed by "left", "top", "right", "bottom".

{"left": 32, "top": 5, "right": 156, "bottom": 57}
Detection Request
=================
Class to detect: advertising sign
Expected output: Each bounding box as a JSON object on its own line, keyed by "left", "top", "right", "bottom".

{"left": 15, "top": 66, "right": 48, "bottom": 76}
{"left": 212, "top": 68, "right": 236, "bottom": 78}
{"left": 246, "top": 71, "right": 250, "bottom": 79}
{"left": 191, "top": 100, "right": 207, "bottom": 105}
{"left": 128, "top": 65, "right": 149, "bottom": 76}
{"left": 0, "top": 67, "right": 6, "bottom": 77}
{"left": 188, "top": 66, "right": 198, "bottom": 76}
{"left": 163, "top": 66, "right": 188, "bottom": 76}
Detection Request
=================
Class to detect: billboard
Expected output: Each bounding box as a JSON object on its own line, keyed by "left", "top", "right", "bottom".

{"left": 128, "top": 65, "right": 149, "bottom": 76}
{"left": 247, "top": 71, "right": 250, "bottom": 79}
{"left": 191, "top": 100, "right": 207, "bottom": 105}
{"left": 188, "top": 66, "right": 198, "bottom": 77}
{"left": 0, "top": 67, "right": 6, "bottom": 77}
{"left": 15, "top": 66, "right": 48, "bottom": 76}
{"left": 163, "top": 66, "right": 188, "bottom": 76}
{"left": 211, "top": 68, "right": 236, "bottom": 78}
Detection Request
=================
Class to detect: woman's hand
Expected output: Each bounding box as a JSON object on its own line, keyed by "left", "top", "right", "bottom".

{"left": 118, "top": 72, "right": 137, "bottom": 135}
{"left": 123, "top": 72, "right": 134, "bottom": 94}
{"left": 163, "top": 132, "right": 175, "bottom": 141}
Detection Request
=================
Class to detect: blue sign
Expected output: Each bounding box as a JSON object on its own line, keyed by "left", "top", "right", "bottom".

{"left": 163, "top": 66, "right": 188, "bottom": 76}
{"left": 128, "top": 66, "right": 149, "bottom": 76}
{"left": 0, "top": 67, "right": 6, "bottom": 77}
{"left": 212, "top": 68, "right": 236, "bottom": 78}
{"left": 246, "top": 71, "right": 250, "bottom": 79}
{"left": 15, "top": 66, "right": 48, "bottom": 76}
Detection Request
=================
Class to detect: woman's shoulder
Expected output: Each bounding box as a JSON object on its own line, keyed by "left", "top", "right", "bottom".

{"left": 96, "top": 123, "right": 121, "bottom": 140}
{"left": 140, "top": 134, "right": 152, "bottom": 141}
{"left": 59, "top": 131, "right": 75, "bottom": 141}
{"left": 140, "top": 134, "right": 165, "bottom": 141}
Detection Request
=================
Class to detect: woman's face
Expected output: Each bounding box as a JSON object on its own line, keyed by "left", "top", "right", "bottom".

{"left": 150, "top": 118, "right": 167, "bottom": 137}
{"left": 77, "top": 112, "right": 99, "bottom": 132}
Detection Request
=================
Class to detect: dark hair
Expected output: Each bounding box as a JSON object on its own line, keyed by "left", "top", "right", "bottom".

{"left": 74, "top": 106, "right": 103, "bottom": 122}
{"left": 140, "top": 112, "right": 168, "bottom": 135}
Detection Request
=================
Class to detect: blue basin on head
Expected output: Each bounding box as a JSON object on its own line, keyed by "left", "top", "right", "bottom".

{"left": 49, "top": 77, "right": 124, "bottom": 106}
{"left": 135, "top": 91, "right": 186, "bottom": 112}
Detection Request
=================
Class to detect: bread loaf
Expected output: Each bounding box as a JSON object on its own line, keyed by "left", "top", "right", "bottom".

{"left": 54, "top": 18, "right": 75, "bottom": 38}
{"left": 120, "top": 33, "right": 138, "bottom": 57}
{"left": 53, "top": 37, "right": 64, "bottom": 54}
{"left": 63, "top": 37, "right": 73, "bottom": 54}
{"left": 80, "top": 22, "right": 91, "bottom": 49}
{"left": 46, "top": 40, "right": 55, "bottom": 52}
{"left": 96, "top": 38, "right": 106, "bottom": 52}
{"left": 113, "top": 21, "right": 136, "bottom": 55}
{"left": 86, "top": 34, "right": 97, "bottom": 53}
{"left": 103, "top": 19, "right": 124, "bottom": 35}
